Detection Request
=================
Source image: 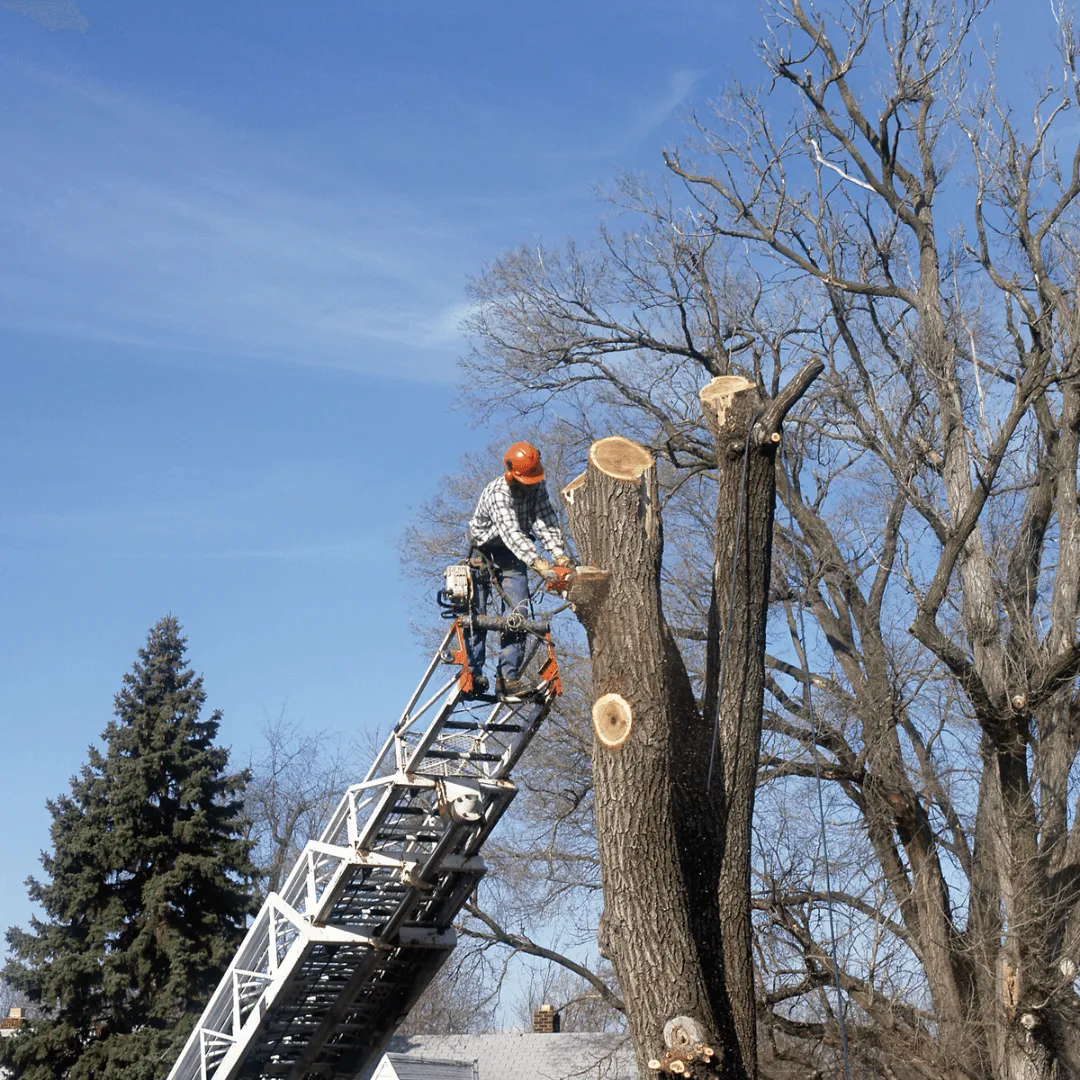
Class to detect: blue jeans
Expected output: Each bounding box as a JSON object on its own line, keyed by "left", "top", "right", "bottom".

{"left": 463, "top": 544, "right": 530, "bottom": 681}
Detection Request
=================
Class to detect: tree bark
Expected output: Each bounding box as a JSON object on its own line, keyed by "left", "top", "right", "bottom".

{"left": 564, "top": 377, "right": 788, "bottom": 1079}
{"left": 698, "top": 377, "right": 777, "bottom": 1074}
{"left": 565, "top": 437, "right": 732, "bottom": 1080}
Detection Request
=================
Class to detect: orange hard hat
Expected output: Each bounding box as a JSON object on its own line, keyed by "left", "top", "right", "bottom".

{"left": 504, "top": 441, "right": 545, "bottom": 485}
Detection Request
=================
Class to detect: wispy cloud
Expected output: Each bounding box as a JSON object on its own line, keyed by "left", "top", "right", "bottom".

{"left": 0, "top": 62, "right": 471, "bottom": 379}
{"left": 1, "top": 0, "right": 87, "bottom": 32}
{"left": 564, "top": 69, "right": 703, "bottom": 162}
{"left": 621, "top": 69, "right": 703, "bottom": 150}
{"left": 0, "top": 460, "right": 368, "bottom": 559}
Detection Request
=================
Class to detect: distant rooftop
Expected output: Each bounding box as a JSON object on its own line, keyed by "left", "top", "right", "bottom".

{"left": 372, "top": 1052, "right": 477, "bottom": 1080}
{"left": 357, "top": 1033, "right": 636, "bottom": 1080}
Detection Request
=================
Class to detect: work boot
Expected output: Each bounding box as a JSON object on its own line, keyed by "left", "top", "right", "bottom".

{"left": 465, "top": 673, "right": 489, "bottom": 698}
{"left": 496, "top": 675, "right": 533, "bottom": 700}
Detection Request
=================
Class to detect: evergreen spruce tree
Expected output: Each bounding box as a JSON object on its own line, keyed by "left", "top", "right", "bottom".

{"left": 0, "top": 616, "right": 256, "bottom": 1080}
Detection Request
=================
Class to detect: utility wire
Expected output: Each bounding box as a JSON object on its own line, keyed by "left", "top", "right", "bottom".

{"left": 782, "top": 447, "right": 852, "bottom": 1080}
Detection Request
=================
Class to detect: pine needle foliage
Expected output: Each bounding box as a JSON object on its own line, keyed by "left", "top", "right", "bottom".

{"left": 0, "top": 616, "right": 256, "bottom": 1080}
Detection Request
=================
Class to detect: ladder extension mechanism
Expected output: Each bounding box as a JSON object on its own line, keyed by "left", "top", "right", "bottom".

{"left": 166, "top": 621, "right": 560, "bottom": 1080}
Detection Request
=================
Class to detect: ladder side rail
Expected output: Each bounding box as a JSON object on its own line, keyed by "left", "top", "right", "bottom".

{"left": 167, "top": 627, "right": 560, "bottom": 1080}
{"left": 165, "top": 888, "right": 290, "bottom": 1080}
{"left": 398, "top": 676, "right": 461, "bottom": 741}
{"left": 410, "top": 636, "right": 548, "bottom": 782}
{"left": 183, "top": 727, "right": 544, "bottom": 1080}
{"left": 198, "top": 924, "right": 316, "bottom": 1080}
{"left": 307, "top": 781, "right": 418, "bottom": 930}
{"left": 168, "top": 840, "right": 364, "bottom": 1080}
{"left": 286, "top": 775, "right": 528, "bottom": 1080}
{"left": 280, "top": 784, "right": 399, "bottom": 917}
{"left": 373, "top": 701, "right": 554, "bottom": 940}
{"left": 388, "top": 674, "right": 463, "bottom": 780}
{"left": 315, "top": 781, "right": 449, "bottom": 933}
{"left": 318, "top": 782, "right": 378, "bottom": 849}
{"left": 361, "top": 626, "right": 457, "bottom": 786}
{"left": 414, "top": 697, "right": 548, "bottom": 785}
{"left": 400, "top": 689, "right": 480, "bottom": 776}
{"left": 169, "top": 649, "right": 458, "bottom": 1080}
{"left": 281, "top": 840, "right": 354, "bottom": 926}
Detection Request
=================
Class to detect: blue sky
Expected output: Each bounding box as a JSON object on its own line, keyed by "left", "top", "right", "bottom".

{"left": 0, "top": 0, "right": 746, "bottom": 943}
{"left": 0, "top": 0, "right": 1065, "bottom": 962}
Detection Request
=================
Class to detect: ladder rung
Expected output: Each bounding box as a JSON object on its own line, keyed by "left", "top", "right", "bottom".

{"left": 375, "top": 828, "right": 443, "bottom": 842}
{"left": 424, "top": 749, "right": 502, "bottom": 762}
{"left": 442, "top": 720, "right": 523, "bottom": 732}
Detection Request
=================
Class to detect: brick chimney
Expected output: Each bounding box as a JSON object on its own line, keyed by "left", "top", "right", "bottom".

{"left": 1, "top": 1007, "right": 25, "bottom": 1034}
{"left": 532, "top": 1003, "right": 560, "bottom": 1034}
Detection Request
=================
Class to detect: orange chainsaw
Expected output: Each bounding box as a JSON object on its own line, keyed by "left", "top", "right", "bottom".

{"left": 545, "top": 564, "right": 574, "bottom": 596}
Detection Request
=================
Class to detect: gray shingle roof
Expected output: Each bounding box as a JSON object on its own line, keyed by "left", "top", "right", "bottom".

{"left": 358, "top": 1033, "right": 637, "bottom": 1080}
{"left": 373, "top": 1053, "right": 477, "bottom": 1080}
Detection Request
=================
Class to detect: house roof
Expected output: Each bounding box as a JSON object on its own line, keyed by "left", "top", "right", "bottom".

{"left": 358, "top": 1033, "right": 636, "bottom": 1080}
{"left": 372, "top": 1053, "right": 477, "bottom": 1080}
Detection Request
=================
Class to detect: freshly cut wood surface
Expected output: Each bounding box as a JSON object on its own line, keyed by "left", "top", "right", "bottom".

{"left": 698, "top": 376, "right": 756, "bottom": 427}
{"left": 589, "top": 436, "right": 655, "bottom": 480}
{"left": 592, "top": 693, "right": 632, "bottom": 749}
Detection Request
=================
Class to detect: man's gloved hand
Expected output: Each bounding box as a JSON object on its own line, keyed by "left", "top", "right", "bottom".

{"left": 531, "top": 557, "right": 557, "bottom": 582}
{"left": 554, "top": 554, "right": 574, "bottom": 568}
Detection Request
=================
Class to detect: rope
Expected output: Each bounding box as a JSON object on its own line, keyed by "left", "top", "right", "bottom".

{"left": 706, "top": 416, "right": 756, "bottom": 794}
{"left": 782, "top": 448, "right": 851, "bottom": 1080}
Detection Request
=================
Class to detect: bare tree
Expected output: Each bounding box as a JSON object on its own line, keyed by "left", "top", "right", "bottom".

{"left": 453, "top": 2, "right": 1080, "bottom": 1078}
{"left": 395, "top": 952, "right": 499, "bottom": 1036}
{"left": 403, "top": 443, "right": 626, "bottom": 1033}
{"left": 245, "top": 710, "right": 355, "bottom": 894}
{"left": 0, "top": 978, "right": 32, "bottom": 1018}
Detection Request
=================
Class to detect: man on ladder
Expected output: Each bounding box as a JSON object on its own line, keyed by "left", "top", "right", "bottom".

{"left": 465, "top": 441, "right": 573, "bottom": 699}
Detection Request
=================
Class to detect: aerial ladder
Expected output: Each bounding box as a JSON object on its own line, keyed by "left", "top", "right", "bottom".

{"left": 166, "top": 563, "right": 567, "bottom": 1080}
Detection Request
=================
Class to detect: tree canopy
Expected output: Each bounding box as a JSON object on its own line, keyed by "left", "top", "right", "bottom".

{"left": 0, "top": 616, "right": 255, "bottom": 1080}
{"left": 402, "top": 1, "right": 1080, "bottom": 1077}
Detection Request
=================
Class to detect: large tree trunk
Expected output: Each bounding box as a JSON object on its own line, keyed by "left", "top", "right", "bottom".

{"left": 699, "top": 377, "right": 777, "bottom": 1072}
{"left": 563, "top": 371, "right": 807, "bottom": 1080}
{"left": 565, "top": 435, "right": 732, "bottom": 1080}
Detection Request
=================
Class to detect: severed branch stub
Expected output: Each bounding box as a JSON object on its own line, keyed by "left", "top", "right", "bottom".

{"left": 699, "top": 357, "right": 824, "bottom": 452}
{"left": 647, "top": 1017, "right": 719, "bottom": 1076}
{"left": 561, "top": 436, "right": 657, "bottom": 630}
{"left": 753, "top": 355, "right": 825, "bottom": 445}
{"left": 593, "top": 693, "right": 633, "bottom": 749}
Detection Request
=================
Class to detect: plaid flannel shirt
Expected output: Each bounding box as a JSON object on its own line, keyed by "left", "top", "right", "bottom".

{"left": 469, "top": 477, "right": 566, "bottom": 566}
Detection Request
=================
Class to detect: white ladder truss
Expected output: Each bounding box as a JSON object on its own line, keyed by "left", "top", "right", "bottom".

{"left": 166, "top": 622, "right": 559, "bottom": 1080}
